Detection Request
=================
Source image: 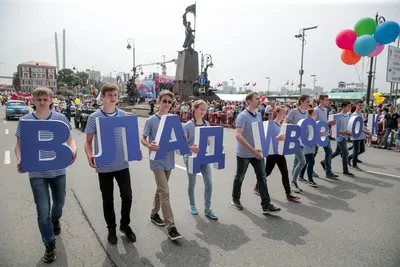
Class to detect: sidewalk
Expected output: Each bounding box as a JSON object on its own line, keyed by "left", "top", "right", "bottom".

{"left": 0, "top": 173, "right": 111, "bottom": 267}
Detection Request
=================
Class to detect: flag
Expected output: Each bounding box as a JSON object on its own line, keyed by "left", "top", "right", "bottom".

{"left": 285, "top": 80, "right": 289, "bottom": 85}
{"left": 291, "top": 81, "right": 294, "bottom": 86}
{"left": 252, "top": 82, "right": 256, "bottom": 86}
{"left": 185, "top": 3, "right": 196, "bottom": 16}
{"left": 245, "top": 82, "right": 250, "bottom": 86}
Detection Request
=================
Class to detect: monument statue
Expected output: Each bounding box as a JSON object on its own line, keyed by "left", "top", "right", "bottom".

{"left": 182, "top": 4, "right": 196, "bottom": 50}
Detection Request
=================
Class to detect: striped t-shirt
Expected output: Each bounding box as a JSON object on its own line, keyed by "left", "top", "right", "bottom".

{"left": 84, "top": 108, "right": 129, "bottom": 173}
{"left": 15, "top": 111, "right": 72, "bottom": 179}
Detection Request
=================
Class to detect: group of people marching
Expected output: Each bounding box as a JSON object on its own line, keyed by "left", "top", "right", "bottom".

{"left": 15, "top": 84, "right": 392, "bottom": 264}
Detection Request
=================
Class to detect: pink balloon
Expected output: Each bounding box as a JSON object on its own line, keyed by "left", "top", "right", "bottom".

{"left": 368, "top": 43, "right": 385, "bottom": 57}
{"left": 336, "top": 29, "right": 357, "bottom": 50}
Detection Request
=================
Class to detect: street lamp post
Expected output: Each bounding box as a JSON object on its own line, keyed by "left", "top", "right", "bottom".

{"left": 126, "top": 38, "right": 137, "bottom": 104}
{"left": 311, "top": 74, "right": 317, "bottom": 92}
{"left": 295, "top": 26, "right": 318, "bottom": 94}
{"left": 265, "top": 77, "right": 271, "bottom": 95}
{"left": 230, "top": 78, "right": 235, "bottom": 94}
{"left": 203, "top": 54, "right": 213, "bottom": 77}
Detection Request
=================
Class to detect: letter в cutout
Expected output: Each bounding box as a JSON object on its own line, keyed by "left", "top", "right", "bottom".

{"left": 20, "top": 120, "right": 73, "bottom": 172}
{"left": 94, "top": 116, "right": 141, "bottom": 167}
{"left": 252, "top": 120, "right": 278, "bottom": 157}
{"left": 187, "top": 126, "right": 225, "bottom": 174}
{"left": 280, "top": 124, "right": 301, "bottom": 155}
{"left": 150, "top": 114, "right": 190, "bottom": 161}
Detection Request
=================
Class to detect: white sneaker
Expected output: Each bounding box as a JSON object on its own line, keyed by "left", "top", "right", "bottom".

{"left": 291, "top": 182, "right": 303, "bottom": 193}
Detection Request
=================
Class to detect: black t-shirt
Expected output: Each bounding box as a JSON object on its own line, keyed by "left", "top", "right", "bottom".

{"left": 385, "top": 113, "right": 400, "bottom": 129}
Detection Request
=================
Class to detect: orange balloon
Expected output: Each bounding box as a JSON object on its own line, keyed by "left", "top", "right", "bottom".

{"left": 341, "top": 49, "right": 361, "bottom": 65}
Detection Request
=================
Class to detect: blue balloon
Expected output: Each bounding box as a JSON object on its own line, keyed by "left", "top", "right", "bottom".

{"left": 374, "top": 21, "right": 400, "bottom": 45}
{"left": 354, "top": 35, "right": 377, "bottom": 56}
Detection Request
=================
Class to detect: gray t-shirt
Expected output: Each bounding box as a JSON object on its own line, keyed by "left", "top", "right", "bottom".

{"left": 314, "top": 106, "right": 328, "bottom": 122}
{"left": 286, "top": 108, "right": 308, "bottom": 124}
{"left": 336, "top": 113, "right": 350, "bottom": 142}
{"left": 235, "top": 109, "right": 262, "bottom": 158}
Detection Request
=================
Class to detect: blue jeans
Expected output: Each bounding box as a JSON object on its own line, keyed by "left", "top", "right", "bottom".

{"left": 332, "top": 139, "right": 349, "bottom": 173}
{"left": 315, "top": 141, "right": 333, "bottom": 174}
{"left": 30, "top": 175, "right": 66, "bottom": 245}
{"left": 349, "top": 140, "right": 365, "bottom": 166}
{"left": 292, "top": 148, "right": 306, "bottom": 183}
{"left": 184, "top": 157, "right": 213, "bottom": 212}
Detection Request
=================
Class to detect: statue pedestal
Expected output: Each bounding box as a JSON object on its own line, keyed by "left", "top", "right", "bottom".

{"left": 173, "top": 49, "right": 199, "bottom": 100}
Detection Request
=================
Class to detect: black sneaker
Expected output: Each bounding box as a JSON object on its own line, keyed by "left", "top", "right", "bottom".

{"left": 43, "top": 243, "right": 56, "bottom": 263}
{"left": 353, "top": 165, "right": 363, "bottom": 172}
{"left": 308, "top": 181, "right": 318, "bottom": 187}
{"left": 356, "top": 159, "right": 363, "bottom": 163}
{"left": 231, "top": 199, "right": 243, "bottom": 210}
{"left": 262, "top": 203, "right": 281, "bottom": 214}
{"left": 348, "top": 158, "right": 352, "bottom": 166}
{"left": 107, "top": 229, "right": 118, "bottom": 245}
{"left": 52, "top": 220, "right": 61, "bottom": 236}
{"left": 326, "top": 172, "right": 339, "bottom": 179}
{"left": 343, "top": 171, "right": 355, "bottom": 177}
{"left": 299, "top": 177, "right": 307, "bottom": 182}
{"left": 313, "top": 172, "right": 320, "bottom": 178}
{"left": 151, "top": 213, "right": 165, "bottom": 226}
{"left": 168, "top": 227, "right": 182, "bottom": 241}
{"left": 320, "top": 161, "right": 326, "bottom": 170}
{"left": 120, "top": 225, "right": 136, "bottom": 243}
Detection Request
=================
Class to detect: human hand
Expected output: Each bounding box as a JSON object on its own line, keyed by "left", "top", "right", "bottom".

{"left": 87, "top": 156, "right": 97, "bottom": 168}
{"left": 148, "top": 141, "right": 160, "bottom": 151}
{"left": 252, "top": 148, "right": 263, "bottom": 160}
{"left": 190, "top": 145, "right": 199, "bottom": 154}
{"left": 276, "top": 134, "right": 286, "bottom": 141}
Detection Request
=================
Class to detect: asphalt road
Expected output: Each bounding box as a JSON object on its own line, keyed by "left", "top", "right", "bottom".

{"left": 0, "top": 106, "right": 399, "bottom": 267}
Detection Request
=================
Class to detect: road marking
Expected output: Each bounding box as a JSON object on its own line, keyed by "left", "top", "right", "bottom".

{"left": 5, "top": 129, "right": 9, "bottom": 134}
{"left": 4, "top": 151, "right": 10, "bottom": 164}
{"left": 3, "top": 120, "right": 7, "bottom": 124}
{"left": 175, "top": 164, "right": 203, "bottom": 176}
{"left": 366, "top": 170, "right": 400, "bottom": 179}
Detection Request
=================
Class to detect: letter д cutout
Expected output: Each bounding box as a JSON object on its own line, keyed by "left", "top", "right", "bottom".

{"left": 280, "top": 124, "right": 301, "bottom": 155}
{"left": 150, "top": 114, "right": 190, "bottom": 160}
{"left": 187, "top": 126, "right": 225, "bottom": 174}
{"left": 20, "top": 120, "right": 72, "bottom": 172}
{"left": 252, "top": 120, "right": 278, "bottom": 157}
{"left": 347, "top": 115, "right": 364, "bottom": 139}
{"left": 94, "top": 115, "right": 141, "bottom": 167}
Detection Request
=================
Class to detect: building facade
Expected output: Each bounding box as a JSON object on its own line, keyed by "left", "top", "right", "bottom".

{"left": 86, "top": 70, "right": 101, "bottom": 82}
{"left": 17, "top": 61, "right": 57, "bottom": 92}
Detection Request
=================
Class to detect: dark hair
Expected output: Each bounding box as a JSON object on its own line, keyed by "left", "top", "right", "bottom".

{"left": 355, "top": 99, "right": 363, "bottom": 104}
{"left": 341, "top": 101, "right": 351, "bottom": 108}
{"left": 245, "top": 91, "right": 259, "bottom": 103}
{"left": 319, "top": 94, "right": 329, "bottom": 101}
{"left": 350, "top": 105, "right": 357, "bottom": 113}
{"left": 297, "top": 94, "right": 310, "bottom": 105}
{"left": 308, "top": 108, "right": 315, "bottom": 116}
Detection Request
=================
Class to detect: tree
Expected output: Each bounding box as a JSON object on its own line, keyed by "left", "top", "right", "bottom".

{"left": 75, "top": 71, "right": 89, "bottom": 87}
{"left": 57, "top": 68, "right": 77, "bottom": 88}
{"left": 12, "top": 72, "right": 20, "bottom": 91}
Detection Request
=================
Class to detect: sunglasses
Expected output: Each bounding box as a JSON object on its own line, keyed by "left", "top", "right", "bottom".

{"left": 162, "top": 100, "right": 173, "bottom": 104}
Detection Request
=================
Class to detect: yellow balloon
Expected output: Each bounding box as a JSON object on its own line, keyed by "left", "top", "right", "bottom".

{"left": 74, "top": 98, "right": 81, "bottom": 105}
{"left": 0, "top": 96, "right": 3, "bottom": 99}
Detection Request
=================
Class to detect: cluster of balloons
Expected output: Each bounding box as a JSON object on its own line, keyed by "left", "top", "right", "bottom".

{"left": 336, "top": 17, "right": 400, "bottom": 65}
{"left": 373, "top": 92, "right": 386, "bottom": 105}
{"left": 91, "top": 88, "right": 99, "bottom": 97}
{"left": 74, "top": 98, "right": 81, "bottom": 105}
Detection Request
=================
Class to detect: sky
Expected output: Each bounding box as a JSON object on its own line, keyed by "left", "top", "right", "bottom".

{"left": 0, "top": 0, "right": 399, "bottom": 93}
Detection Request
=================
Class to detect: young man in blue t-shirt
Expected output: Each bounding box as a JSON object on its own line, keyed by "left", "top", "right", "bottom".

{"left": 231, "top": 91, "right": 281, "bottom": 214}
{"left": 15, "top": 87, "right": 77, "bottom": 263}
{"left": 141, "top": 90, "right": 182, "bottom": 241}
{"left": 84, "top": 83, "right": 137, "bottom": 245}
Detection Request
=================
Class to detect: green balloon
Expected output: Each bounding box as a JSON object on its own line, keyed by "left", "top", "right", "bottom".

{"left": 354, "top": 17, "right": 377, "bottom": 36}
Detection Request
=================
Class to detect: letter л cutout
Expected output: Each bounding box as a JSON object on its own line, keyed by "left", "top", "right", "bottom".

{"left": 347, "top": 116, "right": 364, "bottom": 139}
{"left": 20, "top": 120, "right": 72, "bottom": 172}
{"left": 187, "top": 126, "right": 225, "bottom": 174}
{"left": 252, "top": 120, "right": 278, "bottom": 157}
{"left": 94, "top": 115, "right": 141, "bottom": 167}
{"left": 150, "top": 114, "right": 190, "bottom": 160}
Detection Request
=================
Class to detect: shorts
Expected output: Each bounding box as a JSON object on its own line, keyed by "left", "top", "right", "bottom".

{"left": 397, "top": 140, "right": 400, "bottom": 145}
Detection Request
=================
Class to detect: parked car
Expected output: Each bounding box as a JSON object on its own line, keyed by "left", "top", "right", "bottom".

{"left": 5, "top": 100, "right": 30, "bottom": 120}
{"left": 74, "top": 106, "right": 96, "bottom": 131}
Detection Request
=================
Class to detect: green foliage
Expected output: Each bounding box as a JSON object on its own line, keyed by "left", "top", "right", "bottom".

{"left": 57, "top": 69, "right": 89, "bottom": 88}
{"left": 12, "top": 72, "right": 20, "bottom": 90}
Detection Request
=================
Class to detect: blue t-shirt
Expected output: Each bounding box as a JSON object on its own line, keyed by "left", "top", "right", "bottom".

{"left": 350, "top": 111, "right": 365, "bottom": 140}
{"left": 15, "top": 111, "right": 72, "bottom": 179}
{"left": 143, "top": 114, "right": 175, "bottom": 171}
{"left": 272, "top": 121, "right": 281, "bottom": 136}
{"left": 286, "top": 108, "right": 308, "bottom": 125}
{"left": 314, "top": 106, "right": 328, "bottom": 122}
{"left": 235, "top": 109, "right": 262, "bottom": 158}
{"left": 336, "top": 113, "right": 350, "bottom": 142}
{"left": 85, "top": 108, "right": 129, "bottom": 173}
